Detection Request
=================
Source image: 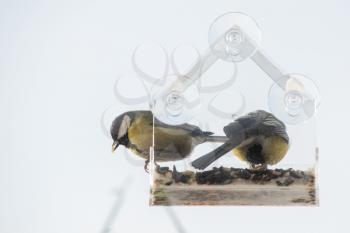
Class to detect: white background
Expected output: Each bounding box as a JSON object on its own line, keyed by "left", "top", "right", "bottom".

{"left": 0, "top": 0, "right": 349, "bottom": 232}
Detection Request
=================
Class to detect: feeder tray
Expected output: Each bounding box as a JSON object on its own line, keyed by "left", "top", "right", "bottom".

{"left": 150, "top": 166, "right": 318, "bottom": 206}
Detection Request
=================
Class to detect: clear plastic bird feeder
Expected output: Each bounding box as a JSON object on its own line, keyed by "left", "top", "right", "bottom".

{"left": 147, "top": 12, "right": 319, "bottom": 206}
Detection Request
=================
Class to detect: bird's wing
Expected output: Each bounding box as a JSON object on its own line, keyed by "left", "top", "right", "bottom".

{"left": 259, "top": 112, "right": 289, "bottom": 143}
{"left": 153, "top": 116, "right": 213, "bottom": 137}
{"left": 225, "top": 110, "right": 289, "bottom": 143}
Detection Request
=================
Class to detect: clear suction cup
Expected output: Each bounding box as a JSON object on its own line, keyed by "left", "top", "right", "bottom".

{"left": 208, "top": 12, "right": 261, "bottom": 62}
{"left": 150, "top": 74, "right": 201, "bottom": 125}
{"left": 268, "top": 74, "right": 320, "bottom": 124}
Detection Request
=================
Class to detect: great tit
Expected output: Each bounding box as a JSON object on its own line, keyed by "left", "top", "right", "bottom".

{"left": 111, "top": 110, "right": 227, "bottom": 171}
{"left": 191, "top": 110, "right": 289, "bottom": 170}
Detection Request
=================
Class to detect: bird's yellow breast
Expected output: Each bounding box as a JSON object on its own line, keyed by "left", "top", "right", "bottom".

{"left": 233, "top": 136, "right": 289, "bottom": 165}
{"left": 127, "top": 115, "right": 153, "bottom": 153}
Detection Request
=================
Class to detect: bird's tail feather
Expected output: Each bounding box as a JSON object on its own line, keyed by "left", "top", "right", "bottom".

{"left": 205, "top": 135, "right": 228, "bottom": 143}
{"left": 192, "top": 142, "right": 234, "bottom": 170}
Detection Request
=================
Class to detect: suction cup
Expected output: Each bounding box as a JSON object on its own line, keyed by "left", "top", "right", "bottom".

{"left": 150, "top": 74, "right": 201, "bottom": 125}
{"left": 268, "top": 74, "right": 320, "bottom": 125}
{"left": 208, "top": 12, "right": 261, "bottom": 62}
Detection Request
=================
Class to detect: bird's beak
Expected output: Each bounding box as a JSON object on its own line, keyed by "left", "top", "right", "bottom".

{"left": 112, "top": 141, "right": 119, "bottom": 152}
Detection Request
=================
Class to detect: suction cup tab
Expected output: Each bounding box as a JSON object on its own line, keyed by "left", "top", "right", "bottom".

{"left": 268, "top": 74, "right": 320, "bottom": 124}
{"left": 150, "top": 75, "right": 201, "bottom": 125}
{"left": 208, "top": 12, "right": 261, "bottom": 62}
{"left": 165, "top": 90, "right": 184, "bottom": 117}
{"left": 284, "top": 90, "right": 304, "bottom": 116}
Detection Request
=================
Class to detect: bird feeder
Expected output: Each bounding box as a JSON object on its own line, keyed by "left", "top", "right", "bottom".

{"left": 147, "top": 12, "right": 320, "bottom": 206}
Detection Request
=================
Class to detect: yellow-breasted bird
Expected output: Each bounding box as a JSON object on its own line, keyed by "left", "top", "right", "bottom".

{"left": 111, "top": 110, "right": 227, "bottom": 171}
{"left": 191, "top": 110, "right": 289, "bottom": 170}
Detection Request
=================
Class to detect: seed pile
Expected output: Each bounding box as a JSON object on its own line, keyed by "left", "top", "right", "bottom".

{"left": 154, "top": 166, "right": 313, "bottom": 186}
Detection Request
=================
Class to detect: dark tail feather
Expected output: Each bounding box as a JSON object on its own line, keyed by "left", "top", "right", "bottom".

{"left": 192, "top": 142, "right": 235, "bottom": 170}
{"left": 205, "top": 135, "right": 228, "bottom": 143}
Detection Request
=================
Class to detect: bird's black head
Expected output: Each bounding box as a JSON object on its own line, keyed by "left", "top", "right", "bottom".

{"left": 110, "top": 111, "right": 136, "bottom": 152}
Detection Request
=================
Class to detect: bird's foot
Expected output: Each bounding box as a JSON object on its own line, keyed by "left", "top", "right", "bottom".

{"left": 249, "top": 163, "right": 267, "bottom": 172}
{"left": 144, "top": 159, "right": 150, "bottom": 173}
{"left": 144, "top": 160, "right": 161, "bottom": 173}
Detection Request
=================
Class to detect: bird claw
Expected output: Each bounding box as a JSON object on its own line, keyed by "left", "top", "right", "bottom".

{"left": 249, "top": 163, "right": 267, "bottom": 171}
{"left": 144, "top": 160, "right": 150, "bottom": 173}
{"left": 144, "top": 159, "right": 160, "bottom": 173}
